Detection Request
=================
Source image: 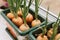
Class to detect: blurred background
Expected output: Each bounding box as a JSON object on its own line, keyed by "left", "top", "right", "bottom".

{"left": 41, "top": 0, "right": 60, "bottom": 16}
{"left": 1, "top": 0, "right": 60, "bottom": 16}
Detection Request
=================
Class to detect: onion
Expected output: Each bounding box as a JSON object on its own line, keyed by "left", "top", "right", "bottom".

{"left": 19, "top": 24, "right": 30, "bottom": 31}
{"left": 7, "top": 13, "right": 14, "bottom": 19}
{"left": 47, "top": 28, "right": 53, "bottom": 37}
{"left": 17, "top": 10, "right": 22, "bottom": 17}
{"left": 37, "top": 34, "right": 48, "bottom": 40}
{"left": 55, "top": 33, "right": 60, "bottom": 40}
{"left": 12, "top": 17, "right": 23, "bottom": 27}
{"left": 31, "top": 19, "right": 41, "bottom": 27}
{"left": 26, "top": 13, "right": 33, "bottom": 23}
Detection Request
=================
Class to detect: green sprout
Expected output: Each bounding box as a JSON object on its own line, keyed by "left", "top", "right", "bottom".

{"left": 35, "top": 0, "right": 43, "bottom": 20}
{"left": 7, "top": 0, "right": 22, "bottom": 18}
{"left": 50, "top": 13, "right": 60, "bottom": 40}
{"left": 41, "top": 6, "right": 49, "bottom": 37}
{"left": 7, "top": 0, "right": 23, "bottom": 18}
{"left": 22, "top": 0, "right": 33, "bottom": 25}
{"left": 27, "top": 0, "right": 33, "bottom": 13}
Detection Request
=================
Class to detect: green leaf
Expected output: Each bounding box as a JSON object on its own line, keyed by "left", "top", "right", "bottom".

{"left": 50, "top": 13, "right": 60, "bottom": 40}
{"left": 28, "top": 0, "right": 33, "bottom": 8}
{"left": 7, "top": 0, "right": 23, "bottom": 18}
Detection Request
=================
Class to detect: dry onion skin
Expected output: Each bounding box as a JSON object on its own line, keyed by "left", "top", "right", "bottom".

{"left": 47, "top": 28, "right": 53, "bottom": 37}
{"left": 7, "top": 13, "right": 15, "bottom": 19}
{"left": 31, "top": 0, "right": 42, "bottom": 27}
{"left": 18, "top": 0, "right": 33, "bottom": 32}
{"left": 26, "top": 13, "right": 33, "bottom": 23}
{"left": 19, "top": 24, "right": 30, "bottom": 31}
{"left": 12, "top": 17, "right": 23, "bottom": 27}
{"left": 31, "top": 19, "right": 41, "bottom": 27}
{"left": 37, "top": 34, "right": 48, "bottom": 40}
{"left": 55, "top": 33, "right": 60, "bottom": 40}
{"left": 17, "top": 10, "right": 23, "bottom": 17}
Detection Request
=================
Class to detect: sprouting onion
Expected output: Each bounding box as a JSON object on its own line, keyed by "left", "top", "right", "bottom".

{"left": 26, "top": 0, "right": 33, "bottom": 17}
{"left": 31, "top": 0, "right": 43, "bottom": 27}
{"left": 7, "top": 0, "right": 21, "bottom": 18}
{"left": 50, "top": 13, "right": 60, "bottom": 40}
{"left": 36, "top": 6, "right": 49, "bottom": 40}
{"left": 22, "top": 0, "right": 33, "bottom": 25}
{"left": 19, "top": 0, "right": 33, "bottom": 31}
{"left": 41, "top": 6, "right": 49, "bottom": 37}
{"left": 35, "top": 0, "right": 43, "bottom": 20}
{"left": 7, "top": 0, "right": 23, "bottom": 27}
{"left": 7, "top": 0, "right": 16, "bottom": 18}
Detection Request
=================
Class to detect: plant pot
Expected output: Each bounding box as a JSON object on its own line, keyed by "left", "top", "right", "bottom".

{"left": 6, "top": 28, "right": 18, "bottom": 40}
{"left": 29, "top": 22, "right": 60, "bottom": 40}
{"left": 1, "top": 8, "right": 45, "bottom": 36}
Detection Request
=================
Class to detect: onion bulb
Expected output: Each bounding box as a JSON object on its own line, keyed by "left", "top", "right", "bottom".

{"left": 47, "top": 28, "right": 53, "bottom": 37}
{"left": 17, "top": 10, "right": 22, "bottom": 17}
{"left": 31, "top": 19, "right": 41, "bottom": 27}
{"left": 7, "top": 13, "right": 14, "bottom": 19}
{"left": 26, "top": 13, "right": 33, "bottom": 23}
{"left": 12, "top": 17, "right": 23, "bottom": 27}
{"left": 55, "top": 33, "right": 60, "bottom": 40}
{"left": 19, "top": 24, "right": 30, "bottom": 31}
{"left": 37, "top": 34, "right": 48, "bottom": 40}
